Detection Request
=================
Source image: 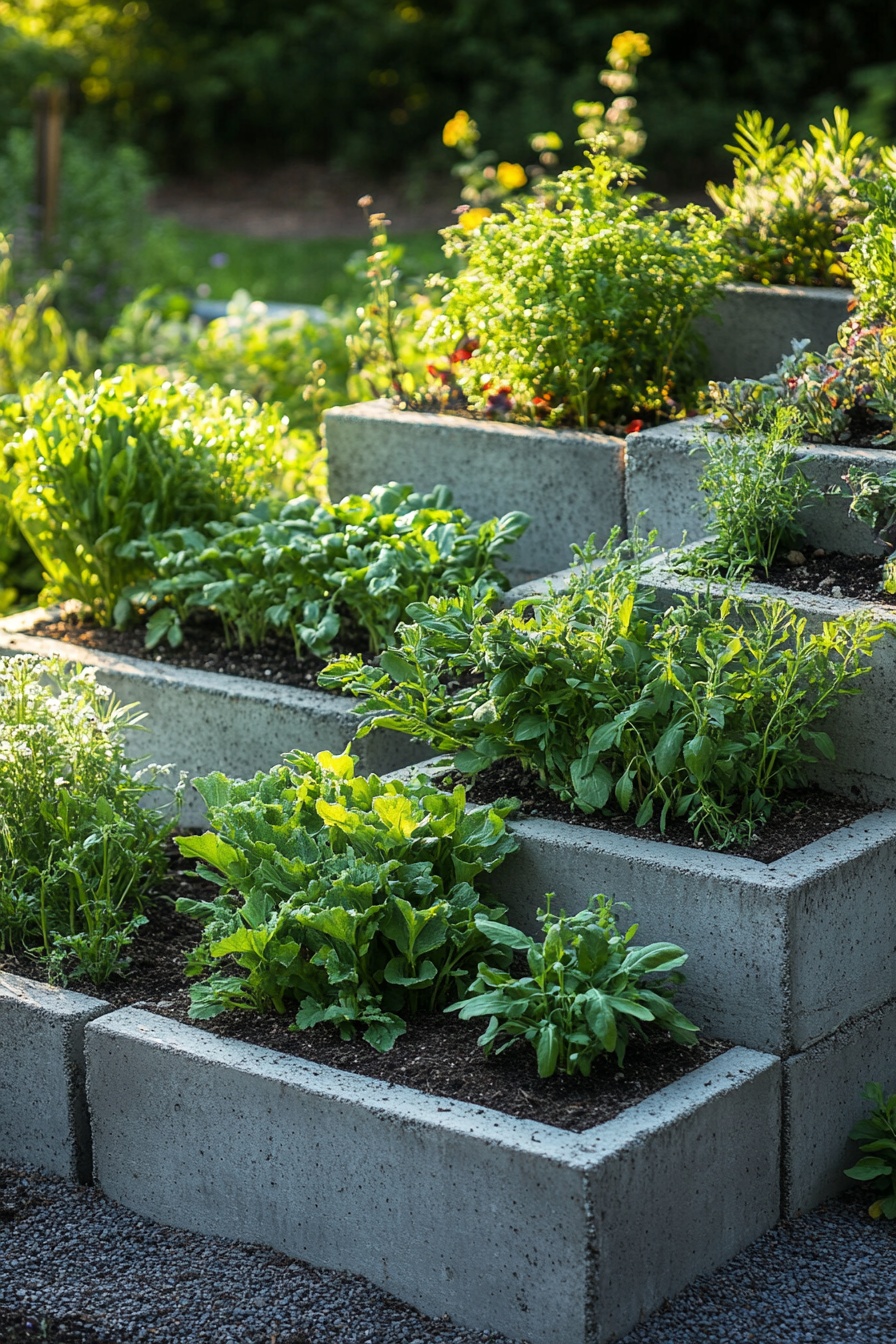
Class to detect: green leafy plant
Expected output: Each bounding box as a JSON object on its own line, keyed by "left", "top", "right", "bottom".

{"left": 0, "top": 236, "right": 91, "bottom": 397}
{"left": 844, "top": 466, "right": 896, "bottom": 592}
{"left": 448, "top": 894, "right": 698, "bottom": 1078}
{"left": 707, "top": 107, "right": 881, "bottom": 288}
{"left": 322, "top": 540, "right": 887, "bottom": 849}
{"left": 844, "top": 1082, "right": 896, "bottom": 1219}
{"left": 425, "top": 153, "right": 729, "bottom": 430}
{"left": 678, "top": 407, "right": 822, "bottom": 577}
{"left": 101, "top": 288, "right": 355, "bottom": 433}
{"left": 175, "top": 748, "right": 518, "bottom": 1051}
{"left": 1, "top": 366, "right": 312, "bottom": 626}
{"left": 128, "top": 483, "right": 528, "bottom": 658}
{"left": 0, "top": 653, "right": 174, "bottom": 983}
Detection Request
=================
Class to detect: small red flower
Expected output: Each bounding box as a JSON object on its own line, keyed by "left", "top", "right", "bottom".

{"left": 426, "top": 363, "right": 452, "bottom": 386}
{"left": 450, "top": 336, "right": 480, "bottom": 364}
{"left": 625, "top": 418, "right": 644, "bottom": 435}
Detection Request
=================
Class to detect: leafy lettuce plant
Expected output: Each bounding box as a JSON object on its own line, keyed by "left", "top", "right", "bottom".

{"left": 1, "top": 366, "right": 313, "bottom": 625}
{"left": 129, "top": 483, "right": 528, "bottom": 657}
{"left": 449, "top": 894, "right": 698, "bottom": 1078}
{"left": 425, "top": 152, "right": 729, "bottom": 430}
{"left": 845, "top": 1083, "right": 896, "bottom": 1219}
{"left": 0, "top": 654, "right": 174, "bottom": 983}
{"left": 707, "top": 107, "right": 881, "bottom": 288}
{"left": 322, "top": 542, "right": 886, "bottom": 848}
{"left": 176, "top": 749, "right": 519, "bottom": 1050}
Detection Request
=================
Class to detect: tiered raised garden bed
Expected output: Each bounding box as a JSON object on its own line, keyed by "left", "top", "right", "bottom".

{"left": 699, "top": 281, "right": 852, "bottom": 383}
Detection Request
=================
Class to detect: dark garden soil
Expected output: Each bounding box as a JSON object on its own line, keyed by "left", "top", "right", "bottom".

{"left": 22, "top": 610, "right": 368, "bottom": 692}
{"left": 760, "top": 549, "right": 896, "bottom": 606}
{"left": 444, "top": 757, "right": 872, "bottom": 864}
{"left": 0, "top": 840, "right": 727, "bottom": 1136}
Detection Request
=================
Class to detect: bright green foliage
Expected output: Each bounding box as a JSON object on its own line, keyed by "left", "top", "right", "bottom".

{"left": 101, "top": 289, "right": 356, "bottom": 430}
{"left": 129, "top": 483, "right": 528, "bottom": 658}
{"left": 0, "top": 654, "right": 173, "bottom": 983}
{"left": 0, "top": 237, "right": 91, "bottom": 398}
{"left": 322, "top": 543, "right": 887, "bottom": 848}
{"left": 707, "top": 108, "right": 881, "bottom": 287}
{"left": 448, "top": 895, "right": 698, "bottom": 1078}
{"left": 844, "top": 1082, "right": 896, "bottom": 1219}
{"left": 845, "top": 467, "right": 896, "bottom": 592}
{"left": 176, "top": 749, "right": 518, "bottom": 1051}
{"left": 846, "top": 172, "right": 896, "bottom": 323}
{"left": 426, "top": 154, "right": 729, "bottom": 429}
{"left": 680, "top": 407, "right": 822, "bottom": 577}
{"left": 1, "top": 367, "right": 311, "bottom": 626}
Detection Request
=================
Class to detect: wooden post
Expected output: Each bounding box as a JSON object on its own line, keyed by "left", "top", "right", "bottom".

{"left": 31, "top": 83, "right": 67, "bottom": 251}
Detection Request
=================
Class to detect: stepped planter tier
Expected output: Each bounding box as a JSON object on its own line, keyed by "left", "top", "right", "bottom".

{"left": 696, "top": 280, "right": 852, "bottom": 383}
{"left": 323, "top": 400, "right": 627, "bottom": 585}
{"left": 383, "top": 761, "right": 896, "bottom": 1214}
{"left": 83, "top": 1007, "right": 779, "bottom": 1344}
{"left": 0, "top": 611, "right": 427, "bottom": 825}
{"left": 624, "top": 417, "right": 896, "bottom": 552}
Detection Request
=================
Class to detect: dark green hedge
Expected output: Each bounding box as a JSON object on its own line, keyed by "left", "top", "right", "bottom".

{"left": 3, "top": 1, "right": 896, "bottom": 179}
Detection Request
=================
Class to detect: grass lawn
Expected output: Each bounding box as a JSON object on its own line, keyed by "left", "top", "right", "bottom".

{"left": 142, "top": 225, "right": 449, "bottom": 307}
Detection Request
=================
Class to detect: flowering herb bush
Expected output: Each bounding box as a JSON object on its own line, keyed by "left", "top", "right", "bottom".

{"left": 128, "top": 483, "right": 528, "bottom": 659}
{"left": 1, "top": 367, "right": 312, "bottom": 626}
{"left": 322, "top": 539, "right": 886, "bottom": 849}
{"left": 424, "top": 153, "right": 728, "bottom": 431}
{"left": 706, "top": 108, "right": 885, "bottom": 288}
{"left": 0, "top": 654, "right": 173, "bottom": 984}
{"left": 449, "top": 894, "right": 698, "bottom": 1078}
{"left": 176, "top": 749, "right": 518, "bottom": 1051}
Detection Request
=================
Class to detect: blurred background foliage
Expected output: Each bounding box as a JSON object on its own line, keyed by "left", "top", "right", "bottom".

{"left": 2, "top": 0, "right": 896, "bottom": 184}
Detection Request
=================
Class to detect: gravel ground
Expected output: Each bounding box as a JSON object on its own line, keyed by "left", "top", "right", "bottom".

{"left": 2, "top": 1161, "right": 895, "bottom": 1344}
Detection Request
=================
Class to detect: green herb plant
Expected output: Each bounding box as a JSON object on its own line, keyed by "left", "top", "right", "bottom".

{"left": 677, "top": 407, "right": 822, "bottom": 578}
{"left": 176, "top": 749, "right": 518, "bottom": 1051}
{"left": 448, "top": 894, "right": 698, "bottom": 1078}
{"left": 844, "top": 1082, "right": 896, "bottom": 1219}
{"left": 706, "top": 108, "right": 882, "bottom": 288}
{"left": 322, "top": 539, "right": 886, "bottom": 848}
{"left": 426, "top": 153, "right": 729, "bottom": 430}
{"left": 0, "top": 654, "right": 174, "bottom": 983}
{"left": 1, "top": 366, "right": 312, "bottom": 626}
{"left": 843, "top": 466, "right": 896, "bottom": 592}
{"left": 128, "top": 483, "right": 528, "bottom": 658}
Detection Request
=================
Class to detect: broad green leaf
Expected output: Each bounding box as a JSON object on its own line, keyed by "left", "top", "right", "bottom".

{"left": 653, "top": 723, "right": 684, "bottom": 775}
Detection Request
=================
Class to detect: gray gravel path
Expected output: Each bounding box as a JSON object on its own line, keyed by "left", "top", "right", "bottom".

{"left": 2, "top": 1160, "right": 895, "bottom": 1344}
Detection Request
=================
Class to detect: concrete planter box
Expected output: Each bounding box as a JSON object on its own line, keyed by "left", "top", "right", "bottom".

{"left": 447, "top": 788, "right": 896, "bottom": 1058}
{"left": 0, "top": 611, "right": 427, "bottom": 825}
{"left": 323, "top": 399, "right": 626, "bottom": 585}
{"left": 698, "top": 281, "right": 852, "bottom": 383}
{"left": 0, "top": 971, "right": 107, "bottom": 1181}
{"left": 86, "top": 1007, "right": 780, "bottom": 1344}
{"left": 625, "top": 416, "right": 896, "bottom": 553}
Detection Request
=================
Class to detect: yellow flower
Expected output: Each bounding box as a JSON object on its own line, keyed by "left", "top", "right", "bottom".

{"left": 459, "top": 207, "right": 493, "bottom": 232}
{"left": 611, "top": 31, "right": 651, "bottom": 61}
{"left": 443, "top": 110, "right": 472, "bottom": 147}
{"left": 496, "top": 161, "right": 527, "bottom": 191}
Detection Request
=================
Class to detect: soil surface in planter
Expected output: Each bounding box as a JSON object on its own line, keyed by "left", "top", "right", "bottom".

{"left": 760, "top": 549, "right": 896, "bottom": 605}
{"left": 0, "top": 842, "right": 727, "bottom": 1135}
{"left": 22, "top": 610, "right": 370, "bottom": 692}
{"left": 444, "top": 758, "right": 872, "bottom": 863}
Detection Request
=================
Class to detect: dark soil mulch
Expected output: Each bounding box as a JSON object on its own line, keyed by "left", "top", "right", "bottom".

{"left": 0, "top": 841, "right": 727, "bottom": 1135}
{"left": 760, "top": 549, "right": 895, "bottom": 605}
{"left": 444, "top": 757, "right": 873, "bottom": 863}
{"left": 24, "top": 610, "right": 371, "bottom": 692}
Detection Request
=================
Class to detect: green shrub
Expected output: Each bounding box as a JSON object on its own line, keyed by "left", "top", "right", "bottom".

{"left": 707, "top": 108, "right": 882, "bottom": 287}
{"left": 0, "top": 128, "right": 179, "bottom": 335}
{"left": 0, "top": 653, "right": 173, "bottom": 983}
{"left": 1, "top": 366, "right": 313, "bottom": 625}
{"left": 101, "top": 289, "right": 357, "bottom": 430}
{"left": 323, "top": 541, "right": 886, "bottom": 849}
{"left": 425, "top": 154, "right": 729, "bottom": 429}
{"left": 449, "top": 894, "right": 698, "bottom": 1078}
{"left": 128, "top": 483, "right": 529, "bottom": 658}
{"left": 176, "top": 748, "right": 518, "bottom": 1050}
